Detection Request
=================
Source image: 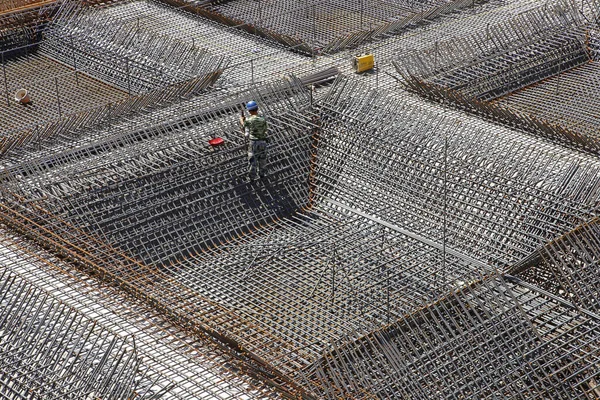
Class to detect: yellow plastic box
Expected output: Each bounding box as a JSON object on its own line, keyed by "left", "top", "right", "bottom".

{"left": 353, "top": 54, "right": 374, "bottom": 73}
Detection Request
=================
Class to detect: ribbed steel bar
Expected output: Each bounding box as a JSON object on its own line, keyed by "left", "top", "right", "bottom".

{"left": 397, "top": 1, "right": 588, "bottom": 99}
{"left": 47, "top": 1, "right": 227, "bottom": 94}
{"left": 315, "top": 77, "right": 600, "bottom": 267}
{"left": 4, "top": 76, "right": 599, "bottom": 399}
{"left": 493, "top": 61, "right": 600, "bottom": 144}
{"left": 3, "top": 74, "right": 600, "bottom": 398}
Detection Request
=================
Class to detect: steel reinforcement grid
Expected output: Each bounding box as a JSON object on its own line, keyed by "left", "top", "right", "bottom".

{"left": 1, "top": 75, "right": 316, "bottom": 263}
{"left": 0, "top": 1, "right": 57, "bottom": 52}
{"left": 511, "top": 217, "right": 600, "bottom": 315}
{"left": 395, "top": 0, "right": 600, "bottom": 153}
{"left": 0, "top": 0, "right": 57, "bottom": 14}
{"left": 158, "top": 0, "right": 490, "bottom": 55}
{"left": 2, "top": 76, "right": 600, "bottom": 398}
{"left": 88, "top": 0, "right": 312, "bottom": 89}
{"left": 0, "top": 0, "right": 227, "bottom": 157}
{"left": 0, "top": 224, "right": 286, "bottom": 399}
{"left": 0, "top": 267, "right": 159, "bottom": 399}
{"left": 307, "top": 273, "right": 600, "bottom": 399}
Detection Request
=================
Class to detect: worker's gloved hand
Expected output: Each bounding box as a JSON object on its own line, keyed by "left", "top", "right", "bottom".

{"left": 239, "top": 116, "right": 245, "bottom": 126}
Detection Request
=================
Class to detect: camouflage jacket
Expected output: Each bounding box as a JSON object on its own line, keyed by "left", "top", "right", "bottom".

{"left": 244, "top": 115, "right": 268, "bottom": 141}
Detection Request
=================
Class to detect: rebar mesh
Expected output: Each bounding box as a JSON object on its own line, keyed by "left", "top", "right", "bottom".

{"left": 307, "top": 274, "right": 600, "bottom": 399}
{"left": 2, "top": 76, "right": 315, "bottom": 265}
{"left": 0, "top": 225, "right": 286, "bottom": 399}
{"left": 161, "top": 0, "right": 487, "bottom": 54}
{"left": 47, "top": 1, "right": 226, "bottom": 94}
{"left": 512, "top": 217, "right": 600, "bottom": 315}
{"left": 397, "top": 2, "right": 588, "bottom": 99}
{"left": 0, "top": 6, "right": 49, "bottom": 53}
{"left": 396, "top": 1, "right": 600, "bottom": 152}
{"left": 314, "top": 77, "right": 600, "bottom": 267}
{"left": 492, "top": 58, "right": 600, "bottom": 146}
{"left": 0, "top": 267, "right": 156, "bottom": 400}
{"left": 2, "top": 0, "right": 600, "bottom": 398}
{"left": 0, "top": 0, "right": 57, "bottom": 13}
{"left": 4, "top": 76, "right": 600, "bottom": 398}
{"left": 0, "top": 0, "right": 227, "bottom": 157}
{"left": 92, "top": 0, "right": 311, "bottom": 89}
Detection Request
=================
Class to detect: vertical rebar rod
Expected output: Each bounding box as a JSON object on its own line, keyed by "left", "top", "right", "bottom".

{"left": 54, "top": 77, "right": 62, "bottom": 119}
{"left": 2, "top": 52, "right": 9, "bottom": 107}
{"left": 70, "top": 35, "right": 79, "bottom": 87}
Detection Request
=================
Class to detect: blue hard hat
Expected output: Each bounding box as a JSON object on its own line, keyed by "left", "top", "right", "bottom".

{"left": 246, "top": 101, "right": 258, "bottom": 111}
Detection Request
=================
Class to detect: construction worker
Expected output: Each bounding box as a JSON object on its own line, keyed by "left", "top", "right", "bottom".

{"left": 240, "top": 101, "right": 268, "bottom": 181}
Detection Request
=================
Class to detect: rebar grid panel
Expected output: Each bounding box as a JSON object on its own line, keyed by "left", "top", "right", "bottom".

{"left": 394, "top": 1, "right": 600, "bottom": 152}
{"left": 397, "top": 1, "right": 589, "bottom": 100}
{"left": 492, "top": 60, "right": 600, "bottom": 144}
{"left": 0, "top": 190, "right": 318, "bottom": 399}
{"left": 0, "top": 1, "right": 228, "bottom": 158}
{"left": 90, "top": 0, "right": 310, "bottom": 89}
{"left": 313, "top": 77, "right": 600, "bottom": 268}
{"left": 0, "top": 64, "right": 225, "bottom": 160}
{"left": 511, "top": 217, "right": 600, "bottom": 315}
{"left": 46, "top": 1, "right": 227, "bottom": 94}
{"left": 2, "top": 77, "right": 316, "bottom": 265}
{"left": 305, "top": 274, "right": 600, "bottom": 399}
{"left": 0, "top": 67, "right": 336, "bottom": 168}
{"left": 0, "top": 61, "right": 226, "bottom": 159}
{"left": 0, "top": 52, "right": 129, "bottom": 133}
{"left": 0, "top": 0, "right": 56, "bottom": 53}
{"left": 91, "top": 0, "right": 549, "bottom": 94}
{"left": 332, "top": 0, "right": 591, "bottom": 93}
{"left": 167, "top": 201, "right": 491, "bottom": 380}
{"left": 20, "top": 75, "right": 600, "bottom": 389}
{"left": 0, "top": 0, "right": 57, "bottom": 14}
{"left": 0, "top": 226, "right": 284, "bottom": 399}
{"left": 4, "top": 75, "right": 600, "bottom": 397}
{"left": 0, "top": 267, "right": 159, "bottom": 399}
{"left": 160, "top": 0, "right": 488, "bottom": 55}
{"left": 590, "top": 29, "right": 600, "bottom": 59}
{"left": 0, "top": 24, "right": 42, "bottom": 55}
{"left": 0, "top": 167, "right": 497, "bottom": 399}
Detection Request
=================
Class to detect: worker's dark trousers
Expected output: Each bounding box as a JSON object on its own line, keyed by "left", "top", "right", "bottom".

{"left": 248, "top": 140, "right": 268, "bottom": 178}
